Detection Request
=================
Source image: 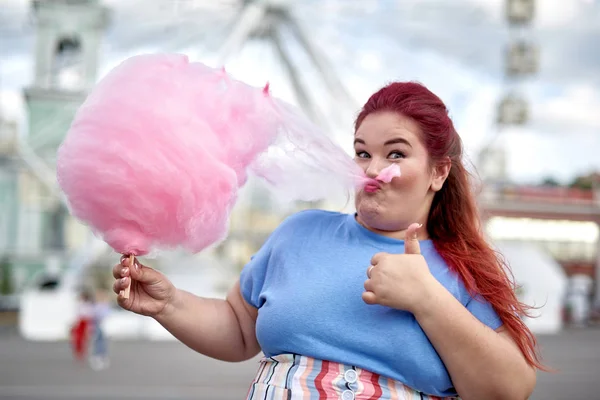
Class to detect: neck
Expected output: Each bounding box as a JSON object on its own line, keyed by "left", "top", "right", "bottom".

{"left": 354, "top": 213, "right": 429, "bottom": 241}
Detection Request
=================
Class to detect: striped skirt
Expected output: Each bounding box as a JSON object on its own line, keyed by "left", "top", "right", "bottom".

{"left": 245, "top": 354, "right": 460, "bottom": 400}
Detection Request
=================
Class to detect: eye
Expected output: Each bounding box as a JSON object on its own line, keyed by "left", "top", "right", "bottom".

{"left": 389, "top": 151, "right": 406, "bottom": 160}
{"left": 355, "top": 151, "right": 370, "bottom": 159}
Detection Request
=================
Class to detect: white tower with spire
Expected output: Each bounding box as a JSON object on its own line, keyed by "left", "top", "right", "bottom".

{"left": 24, "top": 0, "right": 109, "bottom": 160}
{"left": 14, "top": 0, "right": 109, "bottom": 282}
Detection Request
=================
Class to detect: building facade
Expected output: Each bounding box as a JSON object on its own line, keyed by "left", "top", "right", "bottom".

{"left": 0, "top": 0, "right": 109, "bottom": 300}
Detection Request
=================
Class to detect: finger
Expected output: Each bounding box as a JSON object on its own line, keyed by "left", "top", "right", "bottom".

{"left": 370, "top": 252, "right": 386, "bottom": 266}
{"left": 129, "top": 259, "right": 159, "bottom": 285}
{"left": 404, "top": 223, "right": 422, "bottom": 255}
{"left": 119, "top": 256, "right": 132, "bottom": 270}
{"left": 112, "top": 263, "right": 121, "bottom": 279}
{"left": 116, "top": 291, "right": 132, "bottom": 309}
{"left": 362, "top": 291, "right": 377, "bottom": 305}
{"left": 364, "top": 279, "right": 374, "bottom": 292}
{"left": 112, "top": 263, "right": 130, "bottom": 279}
{"left": 367, "top": 265, "right": 374, "bottom": 279}
{"left": 113, "top": 277, "right": 130, "bottom": 294}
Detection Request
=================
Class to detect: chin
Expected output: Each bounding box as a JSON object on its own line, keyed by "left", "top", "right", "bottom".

{"left": 356, "top": 195, "right": 408, "bottom": 232}
{"left": 358, "top": 211, "right": 404, "bottom": 233}
{"left": 356, "top": 198, "right": 385, "bottom": 224}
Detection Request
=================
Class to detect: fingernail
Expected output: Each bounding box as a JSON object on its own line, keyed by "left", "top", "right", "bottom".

{"left": 121, "top": 267, "right": 128, "bottom": 276}
{"left": 417, "top": 223, "right": 423, "bottom": 228}
{"left": 121, "top": 277, "right": 127, "bottom": 284}
{"left": 134, "top": 261, "right": 140, "bottom": 272}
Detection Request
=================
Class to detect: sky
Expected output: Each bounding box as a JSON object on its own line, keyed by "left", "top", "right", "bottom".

{"left": 1, "top": 0, "right": 599, "bottom": 185}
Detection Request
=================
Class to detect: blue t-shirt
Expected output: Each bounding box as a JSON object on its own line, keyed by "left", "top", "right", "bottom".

{"left": 239, "top": 209, "right": 502, "bottom": 397}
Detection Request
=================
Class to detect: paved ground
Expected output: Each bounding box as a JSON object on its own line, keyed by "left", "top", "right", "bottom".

{"left": 0, "top": 327, "right": 598, "bottom": 399}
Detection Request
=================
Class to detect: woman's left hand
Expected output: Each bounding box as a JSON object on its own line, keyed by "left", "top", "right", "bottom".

{"left": 362, "top": 223, "right": 438, "bottom": 313}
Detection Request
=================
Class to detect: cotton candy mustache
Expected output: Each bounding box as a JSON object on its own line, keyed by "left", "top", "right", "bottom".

{"left": 360, "top": 164, "right": 401, "bottom": 193}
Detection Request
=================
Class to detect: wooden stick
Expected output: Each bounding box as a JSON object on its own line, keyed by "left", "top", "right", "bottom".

{"left": 120, "top": 254, "right": 134, "bottom": 299}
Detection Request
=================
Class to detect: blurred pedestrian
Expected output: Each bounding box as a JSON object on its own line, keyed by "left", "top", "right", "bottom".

{"left": 71, "top": 290, "right": 94, "bottom": 361}
{"left": 89, "top": 290, "right": 111, "bottom": 370}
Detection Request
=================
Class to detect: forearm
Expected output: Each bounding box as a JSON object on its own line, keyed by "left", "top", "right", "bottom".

{"left": 154, "top": 288, "right": 258, "bottom": 362}
{"left": 414, "top": 279, "right": 535, "bottom": 400}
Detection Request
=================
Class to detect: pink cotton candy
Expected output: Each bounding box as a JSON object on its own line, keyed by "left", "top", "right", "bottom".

{"left": 56, "top": 53, "right": 367, "bottom": 256}
{"left": 375, "top": 164, "right": 401, "bottom": 183}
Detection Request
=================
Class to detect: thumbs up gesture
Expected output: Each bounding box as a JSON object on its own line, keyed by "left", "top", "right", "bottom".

{"left": 362, "top": 223, "right": 437, "bottom": 313}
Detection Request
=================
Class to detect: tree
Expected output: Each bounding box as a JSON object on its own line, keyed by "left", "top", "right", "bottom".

{"left": 540, "top": 176, "right": 561, "bottom": 187}
{"left": 0, "top": 257, "right": 14, "bottom": 296}
{"left": 569, "top": 171, "right": 600, "bottom": 191}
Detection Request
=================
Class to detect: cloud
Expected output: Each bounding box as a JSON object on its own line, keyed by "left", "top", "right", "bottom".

{"left": 0, "top": 89, "right": 25, "bottom": 121}
{"left": 479, "top": 81, "right": 600, "bottom": 184}
{"left": 4, "top": 0, "right": 600, "bottom": 87}
{"left": 465, "top": 0, "right": 588, "bottom": 28}
{"left": 501, "top": 126, "right": 600, "bottom": 184}
{"left": 532, "top": 84, "right": 600, "bottom": 133}
{"left": 355, "top": 0, "right": 600, "bottom": 86}
{"left": 1, "top": 0, "right": 599, "bottom": 183}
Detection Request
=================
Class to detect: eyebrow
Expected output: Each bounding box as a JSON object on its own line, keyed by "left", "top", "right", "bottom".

{"left": 353, "top": 138, "right": 412, "bottom": 148}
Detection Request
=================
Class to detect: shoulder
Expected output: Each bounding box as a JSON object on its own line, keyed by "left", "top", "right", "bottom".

{"left": 423, "top": 245, "right": 501, "bottom": 320}
{"left": 420, "top": 244, "right": 449, "bottom": 272}
{"left": 277, "top": 209, "right": 345, "bottom": 231}
{"left": 266, "top": 209, "right": 346, "bottom": 246}
{"left": 421, "top": 245, "right": 472, "bottom": 304}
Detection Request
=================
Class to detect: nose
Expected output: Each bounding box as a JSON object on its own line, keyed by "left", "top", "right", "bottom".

{"left": 364, "top": 158, "right": 385, "bottom": 179}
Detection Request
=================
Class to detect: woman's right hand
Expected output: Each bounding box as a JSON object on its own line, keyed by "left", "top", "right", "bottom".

{"left": 112, "top": 256, "right": 177, "bottom": 319}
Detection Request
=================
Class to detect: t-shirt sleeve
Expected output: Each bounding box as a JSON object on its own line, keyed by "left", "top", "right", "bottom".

{"left": 239, "top": 234, "right": 275, "bottom": 309}
{"left": 239, "top": 210, "right": 317, "bottom": 308}
{"left": 466, "top": 294, "right": 503, "bottom": 330}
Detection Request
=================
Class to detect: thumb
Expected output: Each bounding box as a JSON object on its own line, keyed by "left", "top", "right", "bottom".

{"left": 404, "top": 223, "right": 422, "bottom": 254}
{"left": 128, "top": 258, "right": 159, "bottom": 284}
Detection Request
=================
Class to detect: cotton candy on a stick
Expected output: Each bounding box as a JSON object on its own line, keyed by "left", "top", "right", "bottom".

{"left": 56, "top": 53, "right": 399, "bottom": 297}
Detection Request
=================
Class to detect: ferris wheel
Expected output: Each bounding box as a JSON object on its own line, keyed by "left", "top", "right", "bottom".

{"left": 478, "top": 0, "right": 539, "bottom": 185}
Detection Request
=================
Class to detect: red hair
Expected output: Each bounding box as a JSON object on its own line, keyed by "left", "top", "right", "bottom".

{"left": 355, "top": 82, "right": 544, "bottom": 370}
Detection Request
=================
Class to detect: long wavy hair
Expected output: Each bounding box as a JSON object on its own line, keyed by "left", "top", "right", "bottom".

{"left": 355, "top": 82, "right": 544, "bottom": 370}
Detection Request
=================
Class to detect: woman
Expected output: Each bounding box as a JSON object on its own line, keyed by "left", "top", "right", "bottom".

{"left": 112, "top": 82, "right": 541, "bottom": 399}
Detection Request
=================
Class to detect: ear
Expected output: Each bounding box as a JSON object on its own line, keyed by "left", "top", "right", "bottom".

{"left": 430, "top": 157, "right": 451, "bottom": 192}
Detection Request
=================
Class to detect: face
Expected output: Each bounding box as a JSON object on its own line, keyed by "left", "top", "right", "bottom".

{"left": 353, "top": 111, "right": 449, "bottom": 236}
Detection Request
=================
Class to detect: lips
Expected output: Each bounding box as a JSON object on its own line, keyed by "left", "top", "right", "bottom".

{"left": 364, "top": 183, "right": 381, "bottom": 193}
